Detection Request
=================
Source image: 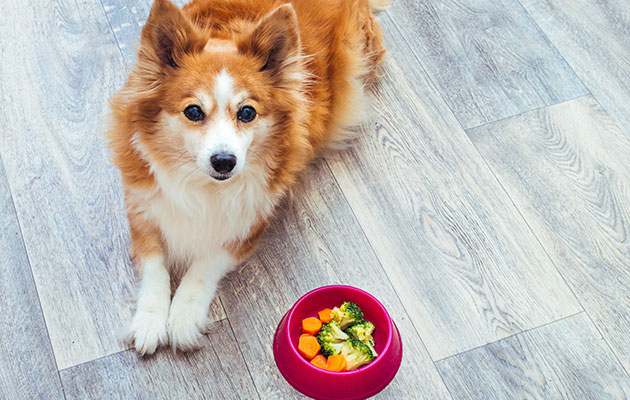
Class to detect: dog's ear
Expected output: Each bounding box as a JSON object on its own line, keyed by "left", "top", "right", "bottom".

{"left": 139, "top": 0, "right": 205, "bottom": 70}
{"left": 238, "top": 4, "right": 301, "bottom": 77}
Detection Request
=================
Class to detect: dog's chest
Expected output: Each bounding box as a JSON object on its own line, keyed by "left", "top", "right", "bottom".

{"left": 136, "top": 172, "right": 276, "bottom": 262}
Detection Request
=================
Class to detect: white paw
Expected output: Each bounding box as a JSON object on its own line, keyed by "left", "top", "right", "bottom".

{"left": 167, "top": 298, "right": 209, "bottom": 352}
{"left": 125, "top": 308, "right": 169, "bottom": 355}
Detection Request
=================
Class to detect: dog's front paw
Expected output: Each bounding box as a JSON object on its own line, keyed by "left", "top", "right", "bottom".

{"left": 124, "top": 308, "right": 169, "bottom": 355}
{"left": 167, "top": 298, "right": 209, "bottom": 352}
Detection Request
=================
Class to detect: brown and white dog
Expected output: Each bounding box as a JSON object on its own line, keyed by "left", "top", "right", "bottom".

{"left": 107, "top": 0, "right": 387, "bottom": 354}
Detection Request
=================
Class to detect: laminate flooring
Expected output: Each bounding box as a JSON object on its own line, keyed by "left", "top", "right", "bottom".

{"left": 0, "top": 0, "right": 628, "bottom": 398}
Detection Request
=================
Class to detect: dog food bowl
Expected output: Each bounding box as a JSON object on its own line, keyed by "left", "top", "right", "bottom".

{"left": 273, "top": 285, "right": 403, "bottom": 400}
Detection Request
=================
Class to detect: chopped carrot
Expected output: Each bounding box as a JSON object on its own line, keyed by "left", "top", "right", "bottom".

{"left": 310, "top": 354, "right": 327, "bottom": 369}
{"left": 318, "top": 308, "right": 333, "bottom": 323}
{"left": 302, "top": 317, "right": 322, "bottom": 335}
{"left": 325, "top": 354, "right": 347, "bottom": 372}
{"left": 298, "top": 334, "right": 321, "bottom": 360}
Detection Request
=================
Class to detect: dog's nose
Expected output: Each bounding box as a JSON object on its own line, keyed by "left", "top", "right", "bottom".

{"left": 210, "top": 153, "right": 237, "bottom": 174}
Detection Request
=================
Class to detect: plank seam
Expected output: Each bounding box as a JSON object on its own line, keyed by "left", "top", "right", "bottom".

{"left": 321, "top": 159, "right": 454, "bottom": 398}
{"left": 514, "top": 0, "right": 595, "bottom": 109}
{"left": 57, "top": 315, "right": 230, "bottom": 374}
{"left": 221, "top": 300, "right": 263, "bottom": 400}
{"left": 464, "top": 107, "right": 630, "bottom": 378}
{"left": 58, "top": 348, "right": 129, "bottom": 374}
{"left": 0, "top": 154, "right": 67, "bottom": 400}
{"left": 434, "top": 311, "right": 584, "bottom": 364}
{"left": 97, "top": 0, "right": 132, "bottom": 69}
{"left": 377, "top": 11, "right": 613, "bottom": 376}
{"left": 464, "top": 93, "right": 588, "bottom": 132}
{"left": 382, "top": 10, "right": 473, "bottom": 133}
{"left": 383, "top": 6, "right": 587, "bottom": 132}
{"left": 383, "top": 8, "right": 583, "bottom": 361}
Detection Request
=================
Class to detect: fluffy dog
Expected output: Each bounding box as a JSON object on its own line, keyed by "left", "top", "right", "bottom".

{"left": 107, "top": 0, "right": 387, "bottom": 354}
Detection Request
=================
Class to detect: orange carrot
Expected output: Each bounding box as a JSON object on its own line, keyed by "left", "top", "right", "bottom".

{"left": 318, "top": 308, "right": 333, "bottom": 323}
{"left": 310, "top": 354, "right": 327, "bottom": 369}
{"left": 325, "top": 354, "right": 347, "bottom": 372}
{"left": 302, "top": 317, "right": 323, "bottom": 335}
{"left": 298, "top": 334, "right": 321, "bottom": 360}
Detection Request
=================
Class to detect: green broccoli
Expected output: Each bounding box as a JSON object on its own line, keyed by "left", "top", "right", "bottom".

{"left": 317, "top": 321, "right": 349, "bottom": 357}
{"left": 346, "top": 321, "right": 377, "bottom": 357}
{"left": 320, "top": 341, "right": 345, "bottom": 357}
{"left": 340, "top": 338, "right": 375, "bottom": 371}
{"left": 331, "top": 301, "right": 364, "bottom": 329}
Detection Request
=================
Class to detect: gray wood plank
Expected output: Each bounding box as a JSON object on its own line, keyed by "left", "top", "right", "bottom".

{"left": 467, "top": 95, "right": 630, "bottom": 372}
{"left": 436, "top": 313, "right": 630, "bottom": 399}
{"left": 101, "top": 0, "right": 152, "bottom": 65}
{"left": 0, "top": 0, "right": 133, "bottom": 369}
{"left": 521, "top": 0, "right": 630, "bottom": 136}
{"left": 0, "top": 0, "right": 227, "bottom": 370}
{"left": 219, "top": 162, "right": 452, "bottom": 399}
{"left": 0, "top": 157, "right": 64, "bottom": 399}
{"left": 325, "top": 14, "right": 582, "bottom": 361}
{"left": 385, "top": 0, "right": 587, "bottom": 129}
{"left": 61, "top": 319, "right": 259, "bottom": 400}
{"left": 101, "top": 0, "right": 187, "bottom": 66}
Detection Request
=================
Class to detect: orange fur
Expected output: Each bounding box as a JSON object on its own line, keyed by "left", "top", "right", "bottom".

{"left": 108, "top": 0, "right": 385, "bottom": 273}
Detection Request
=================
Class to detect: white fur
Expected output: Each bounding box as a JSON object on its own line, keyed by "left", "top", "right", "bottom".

{"left": 126, "top": 70, "right": 281, "bottom": 352}
{"left": 124, "top": 254, "right": 171, "bottom": 355}
{"left": 126, "top": 147, "right": 277, "bottom": 264}
{"left": 125, "top": 142, "right": 278, "bottom": 350}
{"left": 196, "top": 115, "right": 253, "bottom": 178}
{"left": 214, "top": 69, "right": 234, "bottom": 110}
{"left": 167, "top": 249, "right": 235, "bottom": 350}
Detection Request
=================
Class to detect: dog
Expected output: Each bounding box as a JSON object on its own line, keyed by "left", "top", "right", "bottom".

{"left": 107, "top": 0, "right": 387, "bottom": 354}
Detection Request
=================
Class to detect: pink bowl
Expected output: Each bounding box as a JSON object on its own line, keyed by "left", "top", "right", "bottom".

{"left": 273, "top": 285, "right": 403, "bottom": 400}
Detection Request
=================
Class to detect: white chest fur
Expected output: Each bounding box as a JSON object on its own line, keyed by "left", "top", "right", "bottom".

{"left": 129, "top": 159, "right": 277, "bottom": 265}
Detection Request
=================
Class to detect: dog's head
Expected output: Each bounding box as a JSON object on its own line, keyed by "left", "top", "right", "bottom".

{"left": 128, "top": 0, "right": 306, "bottom": 183}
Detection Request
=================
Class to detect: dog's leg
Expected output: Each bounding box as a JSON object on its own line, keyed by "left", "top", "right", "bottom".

{"left": 124, "top": 215, "right": 171, "bottom": 355}
{"left": 167, "top": 248, "right": 235, "bottom": 351}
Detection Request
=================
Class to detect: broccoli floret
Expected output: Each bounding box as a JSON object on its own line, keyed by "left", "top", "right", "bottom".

{"left": 340, "top": 338, "right": 375, "bottom": 371}
{"left": 346, "top": 320, "right": 375, "bottom": 340}
{"left": 318, "top": 321, "right": 349, "bottom": 343}
{"left": 320, "top": 341, "right": 346, "bottom": 357}
{"left": 346, "top": 321, "right": 378, "bottom": 357}
{"left": 331, "top": 301, "right": 364, "bottom": 329}
{"left": 317, "top": 321, "right": 349, "bottom": 357}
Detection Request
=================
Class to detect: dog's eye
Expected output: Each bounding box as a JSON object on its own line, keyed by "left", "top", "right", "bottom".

{"left": 184, "top": 105, "right": 205, "bottom": 121}
{"left": 237, "top": 105, "right": 256, "bottom": 123}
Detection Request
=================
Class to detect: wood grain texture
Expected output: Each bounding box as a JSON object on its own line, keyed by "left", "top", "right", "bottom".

{"left": 0, "top": 157, "right": 64, "bottom": 399}
{"left": 521, "top": 0, "right": 630, "bottom": 136}
{"left": 467, "top": 95, "right": 630, "bottom": 372}
{"left": 220, "top": 162, "right": 451, "bottom": 399}
{"left": 436, "top": 313, "right": 630, "bottom": 399}
{"left": 0, "top": 0, "right": 226, "bottom": 370}
{"left": 101, "top": 0, "right": 152, "bottom": 65}
{"left": 0, "top": 0, "right": 178, "bottom": 370}
{"left": 61, "top": 319, "right": 259, "bottom": 400}
{"left": 326, "top": 14, "right": 582, "bottom": 361}
{"left": 385, "top": 0, "right": 587, "bottom": 129}
{"left": 0, "top": 0, "right": 133, "bottom": 369}
{"left": 101, "top": 0, "right": 187, "bottom": 66}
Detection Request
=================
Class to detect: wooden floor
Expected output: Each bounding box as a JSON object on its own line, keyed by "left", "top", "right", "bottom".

{"left": 1, "top": 0, "right": 628, "bottom": 398}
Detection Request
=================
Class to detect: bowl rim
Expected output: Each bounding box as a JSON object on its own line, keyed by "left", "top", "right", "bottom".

{"left": 284, "top": 285, "right": 394, "bottom": 375}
